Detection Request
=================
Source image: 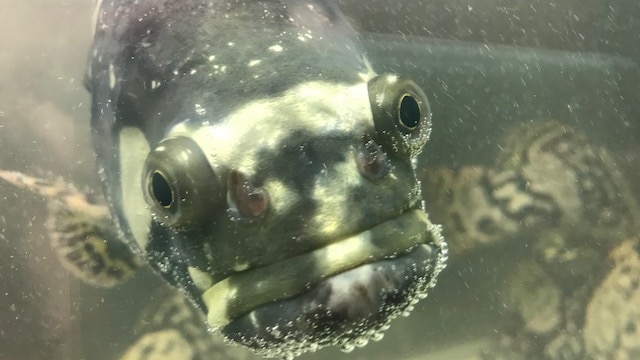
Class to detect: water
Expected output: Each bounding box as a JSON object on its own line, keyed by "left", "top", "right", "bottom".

{"left": 0, "top": 1, "right": 639, "bottom": 359}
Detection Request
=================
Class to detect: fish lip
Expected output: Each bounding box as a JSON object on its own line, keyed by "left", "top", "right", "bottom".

{"left": 202, "top": 209, "right": 445, "bottom": 331}
{"left": 222, "top": 244, "right": 441, "bottom": 356}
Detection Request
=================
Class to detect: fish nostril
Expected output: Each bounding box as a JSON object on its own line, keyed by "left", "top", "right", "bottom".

{"left": 227, "top": 170, "right": 269, "bottom": 219}
{"left": 356, "top": 137, "right": 389, "bottom": 180}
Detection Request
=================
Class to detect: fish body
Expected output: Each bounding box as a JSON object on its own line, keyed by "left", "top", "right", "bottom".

{"left": 420, "top": 119, "right": 640, "bottom": 359}
{"left": 85, "top": 0, "right": 446, "bottom": 357}
{"left": 422, "top": 120, "right": 640, "bottom": 257}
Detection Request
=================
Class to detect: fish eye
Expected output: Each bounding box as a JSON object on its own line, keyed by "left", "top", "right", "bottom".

{"left": 150, "top": 171, "right": 174, "bottom": 208}
{"left": 398, "top": 93, "right": 421, "bottom": 130}
{"left": 227, "top": 170, "right": 269, "bottom": 219}
{"left": 367, "top": 74, "right": 432, "bottom": 157}
{"left": 143, "top": 136, "right": 221, "bottom": 227}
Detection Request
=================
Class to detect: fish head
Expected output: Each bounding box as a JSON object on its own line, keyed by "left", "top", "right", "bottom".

{"left": 87, "top": 0, "right": 447, "bottom": 357}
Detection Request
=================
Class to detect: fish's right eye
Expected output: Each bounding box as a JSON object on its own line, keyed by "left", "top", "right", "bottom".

{"left": 143, "top": 136, "right": 221, "bottom": 227}
{"left": 367, "top": 74, "right": 432, "bottom": 158}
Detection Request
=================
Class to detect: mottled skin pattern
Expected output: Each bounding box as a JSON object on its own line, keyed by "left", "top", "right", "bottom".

{"left": 121, "top": 286, "right": 253, "bottom": 360}
{"left": 420, "top": 119, "right": 640, "bottom": 359}
{"left": 0, "top": 171, "right": 141, "bottom": 286}
{"left": 422, "top": 120, "right": 639, "bottom": 257}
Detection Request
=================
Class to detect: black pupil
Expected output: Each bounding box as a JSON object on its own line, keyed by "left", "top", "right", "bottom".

{"left": 151, "top": 171, "right": 173, "bottom": 207}
{"left": 399, "top": 94, "right": 421, "bottom": 130}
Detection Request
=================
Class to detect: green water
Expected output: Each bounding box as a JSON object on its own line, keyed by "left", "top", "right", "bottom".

{"left": 1, "top": 1, "right": 638, "bottom": 359}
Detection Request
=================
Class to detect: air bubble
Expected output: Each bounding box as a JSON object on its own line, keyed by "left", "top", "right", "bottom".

{"left": 355, "top": 337, "right": 369, "bottom": 348}
{"left": 267, "top": 325, "right": 283, "bottom": 339}
{"left": 340, "top": 343, "right": 355, "bottom": 353}
{"left": 372, "top": 331, "right": 385, "bottom": 342}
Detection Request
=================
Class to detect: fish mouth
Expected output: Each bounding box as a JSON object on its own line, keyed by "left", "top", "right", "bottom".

{"left": 202, "top": 209, "right": 446, "bottom": 355}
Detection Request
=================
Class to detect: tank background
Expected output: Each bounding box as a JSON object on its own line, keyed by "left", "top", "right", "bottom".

{"left": 0, "top": 1, "right": 638, "bottom": 360}
{"left": 0, "top": 1, "right": 95, "bottom": 359}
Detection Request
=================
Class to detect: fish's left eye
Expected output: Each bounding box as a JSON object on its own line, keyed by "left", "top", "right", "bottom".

{"left": 142, "top": 136, "right": 221, "bottom": 227}
{"left": 398, "top": 93, "right": 421, "bottom": 130}
{"left": 367, "top": 74, "right": 432, "bottom": 158}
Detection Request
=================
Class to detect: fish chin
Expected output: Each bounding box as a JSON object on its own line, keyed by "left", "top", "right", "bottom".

{"left": 222, "top": 245, "right": 440, "bottom": 358}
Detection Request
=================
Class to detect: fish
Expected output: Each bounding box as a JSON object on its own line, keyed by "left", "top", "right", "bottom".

{"left": 420, "top": 119, "right": 640, "bottom": 359}
{"left": 81, "top": 0, "right": 447, "bottom": 358}
{"left": 119, "top": 286, "right": 253, "bottom": 360}
{"left": 421, "top": 120, "right": 640, "bottom": 257}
